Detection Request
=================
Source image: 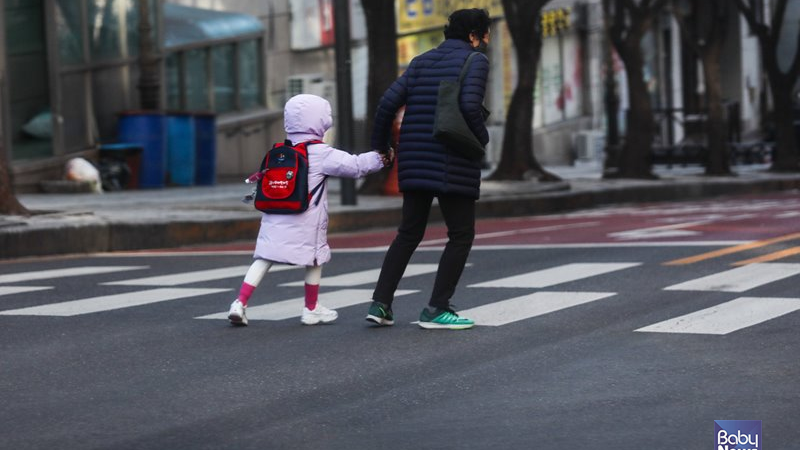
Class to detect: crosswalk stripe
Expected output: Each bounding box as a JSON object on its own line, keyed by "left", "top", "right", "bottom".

{"left": 664, "top": 263, "right": 800, "bottom": 292}
{"left": 196, "top": 289, "right": 417, "bottom": 321}
{"left": 635, "top": 297, "right": 800, "bottom": 335}
{"left": 0, "top": 286, "right": 53, "bottom": 297}
{"left": 420, "top": 221, "right": 600, "bottom": 246}
{"left": 0, "top": 266, "right": 147, "bottom": 284}
{"left": 103, "top": 265, "right": 299, "bottom": 286}
{"left": 0, "top": 288, "right": 230, "bottom": 316}
{"left": 468, "top": 263, "right": 640, "bottom": 288}
{"left": 280, "top": 264, "right": 441, "bottom": 287}
{"left": 459, "top": 291, "right": 617, "bottom": 326}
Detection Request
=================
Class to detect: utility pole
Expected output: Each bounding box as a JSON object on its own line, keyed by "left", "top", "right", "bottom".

{"left": 333, "top": 0, "right": 357, "bottom": 205}
{"left": 137, "top": 0, "right": 160, "bottom": 110}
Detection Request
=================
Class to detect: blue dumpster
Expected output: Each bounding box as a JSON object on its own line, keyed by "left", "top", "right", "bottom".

{"left": 166, "top": 112, "right": 196, "bottom": 186}
{"left": 117, "top": 111, "right": 166, "bottom": 188}
{"left": 193, "top": 113, "right": 216, "bottom": 185}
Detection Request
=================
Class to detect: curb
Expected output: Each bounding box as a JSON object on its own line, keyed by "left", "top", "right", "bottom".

{"left": 2, "top": 175, "right": 800, "bottom": 260}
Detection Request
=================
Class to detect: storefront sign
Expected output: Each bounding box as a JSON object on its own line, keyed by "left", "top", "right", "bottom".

{"left": 397, "top": 0, "right": 504, "bottom": 34}
{"left": 541, "top": 7, "right": 571, "bottom": 37}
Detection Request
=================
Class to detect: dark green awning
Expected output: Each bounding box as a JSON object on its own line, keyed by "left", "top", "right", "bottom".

{"left": 164, "top": 3, "right": 264, "bottom": 49}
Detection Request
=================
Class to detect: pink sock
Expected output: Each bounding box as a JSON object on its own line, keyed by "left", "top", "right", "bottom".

{"left": 238, "top": 283, "right": 256, "bottom": 306}
{"left": 304, "top": 284, "right": 319, "bottom": 310}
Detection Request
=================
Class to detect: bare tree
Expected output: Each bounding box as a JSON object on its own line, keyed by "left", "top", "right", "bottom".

{"left": 488, "top": 0, "right": 560, "bottom": 181}
{"left": 735, "top": 0, "right": 800, "bottom": 171}
{"left": 604, "top": 0, "right": 668, "bottom": 179}
{"left": 358, "top": 0, "right": 398, "bottom": 194}
{"left": 672, "top": 0, "right": 732, "bottom": 176}
{"left": 0, "top": 147, "right": 29, "bottom": 216}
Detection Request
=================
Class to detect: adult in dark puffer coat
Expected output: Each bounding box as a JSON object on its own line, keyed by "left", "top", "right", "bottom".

{"left": 366, "top": 8, "right": 491, "bottom": 330}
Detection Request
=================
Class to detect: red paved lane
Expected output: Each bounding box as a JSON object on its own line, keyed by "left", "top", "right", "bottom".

{"left": 328, "top": 192, "right": 800, "bottom": 248}
{"left": 137, "top": 192, "right": 800, "bottom": 253}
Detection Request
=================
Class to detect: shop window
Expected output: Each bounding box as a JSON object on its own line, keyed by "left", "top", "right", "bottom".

{"left": 165, "top": 53, "right": 181, "bottom": 110}
{"left": 87, "top": 0, "right": 133, "bottom": 61}
{"left": 212, "top": 44, "right": 236, "bottom": 113}
{"left": 163, "top": 4, "right": 264, "bottom": 114}
{"left": 60, "top": 72, "right": 89, "bottom": 151}
{"left": 538, "top": 31, "right": 584, "bottom": 126}
{"left": 185, "top": 49, "right": 210, "bottom": 111}
{"left": 55, "top": 0, "right": 84, "bottom": 65}
{"left": 238, "top": 40, "right": 263, "bottom": 110}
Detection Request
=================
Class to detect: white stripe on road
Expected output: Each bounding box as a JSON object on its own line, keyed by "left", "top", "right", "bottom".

{"left": 0, "top": 286, "right": 53, "bottom": 297}
{"left": 280, "top": 264, "right": 442, "bottom": 287}
{"left": 459, "top": 291, "right": 617, "bottom": 326}
{"left": 196, "top": 289, "right": 417, "bottom": 321}
{"left": 607, "top": 221, "right": 708, "bottom": 240}
{"left": 420, "top": 222, "right": 601, "bottom": 246}
{"left": 103, "top": 265, "right": 299, "bottom": 286}
{"left": 0, "top": 288, "right": 230, "bottom": 316}
{"left": 664, "top": 263, "right": 800, "bottom": 292}
{"left": 635, "top": 297, "right": 800, "bottom": 335}
{"left": 0, "top": 266, "right": 147, "bottom": 284}
{"left": 468, "top": 263, "right": 640, "bottom": 288}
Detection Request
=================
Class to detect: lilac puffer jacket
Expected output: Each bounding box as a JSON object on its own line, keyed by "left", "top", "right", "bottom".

{"left": 254, "top": 94, "right": 384, "bottom": 266}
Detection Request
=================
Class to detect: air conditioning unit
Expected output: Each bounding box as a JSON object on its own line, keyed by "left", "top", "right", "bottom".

{"left": 286, "top": 74, "right": 337, "bottom": 112}
{"left": 574, "top": 130, "right": 606, "bottom": 161}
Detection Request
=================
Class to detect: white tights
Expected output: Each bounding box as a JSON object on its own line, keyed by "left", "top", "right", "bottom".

{"left": 243, "top": 259, "right": 322, "bottom": 287}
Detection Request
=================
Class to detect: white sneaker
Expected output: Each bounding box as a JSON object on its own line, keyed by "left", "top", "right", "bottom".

{"left": 228, "top": 299, "right": 248, "bottom": 326}
{"left": 301, "top": 304, "right": 338, "bottom": 325}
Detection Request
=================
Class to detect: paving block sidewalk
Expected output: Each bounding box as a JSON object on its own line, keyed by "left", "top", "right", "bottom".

{"left": 2, "top": 163, "right": 800, "bottom": 259}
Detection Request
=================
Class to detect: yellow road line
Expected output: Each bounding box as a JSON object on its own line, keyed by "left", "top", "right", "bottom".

{"left": 664, "top": 232, "right": 800, "bottom": 265}
{"left": 732, "top": 246, "right": 800, "bottom": 266}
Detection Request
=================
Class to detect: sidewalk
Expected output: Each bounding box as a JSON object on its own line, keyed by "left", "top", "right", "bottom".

{"left": 3, "top": 162, "right": 800, "bottom": 259}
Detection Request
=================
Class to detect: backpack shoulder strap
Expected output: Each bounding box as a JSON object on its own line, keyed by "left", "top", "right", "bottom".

{"left": 300, "top": 139, "right": 327, "bottom": 207}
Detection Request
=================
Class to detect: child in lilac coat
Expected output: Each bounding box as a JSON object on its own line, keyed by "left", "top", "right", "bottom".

{"left": 228, "top": 94, "right": 392, "bottom": 326}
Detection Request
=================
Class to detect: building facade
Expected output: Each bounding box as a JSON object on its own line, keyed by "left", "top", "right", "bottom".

{"left": 1, "top": 0, "right": 783, "bottom": 192}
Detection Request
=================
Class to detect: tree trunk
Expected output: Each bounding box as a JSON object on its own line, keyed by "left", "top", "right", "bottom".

{"left": 616, "top": 42, "right": 656, "bottom": 179}
{"left": 358, "top": 0, "right": 398, "bottom": 194}
{"left": 702, "top": 47, "right": 731, "bottom": 175}
{"left": 0, "top": 148, "right": 29, "bottom": 216}
{"left": 734, "top": 0, "right": 799, "bottom": 172}
{"left": 767, "top": 72, "right": 800, "bottom": 171}
{"left": 489, "top": 0, "right": 560, "bottom": 182}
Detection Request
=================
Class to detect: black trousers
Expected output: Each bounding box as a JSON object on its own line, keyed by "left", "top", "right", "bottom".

{"left": 372, "top": 191, "right": 476, "bottom": 309}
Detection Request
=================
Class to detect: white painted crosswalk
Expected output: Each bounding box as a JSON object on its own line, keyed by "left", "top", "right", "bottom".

{"left": 636, "top": 297, "right": 800, "bottom": 335}
{"left": 280, "top": 264, "right": 442, "bottom": 287}
{"left": 469, "top": 263, "right": 640, "bottom": 288}
{"left": 460, "top": 291, "right": 617, "bottom": 326}
{"left": 197, "top": 289, "right": 417, "bottom": 321}
{"left": 0, "top": 266, "right": 147, "bottom": 284}
{"left": 0, "top": 288, "right": 230, "bottom": 316}
{"left": 0, "top": 260, "right": 798, "bottom": 335}
{"left": 103, "top": 265, "right": 299, "bottom": 286}
{"left": 664, "top": 263, "right": 800, "bottom": 292}
{"left": 0, "top": 286, "right": 52, "bottom": 296}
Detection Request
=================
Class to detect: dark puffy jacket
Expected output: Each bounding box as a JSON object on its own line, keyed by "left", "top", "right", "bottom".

{"left": 371, "top": 39, "right": 489, "bottom": 199}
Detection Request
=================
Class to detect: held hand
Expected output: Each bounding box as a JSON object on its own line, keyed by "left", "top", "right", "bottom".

{"left": 378, "top": 148, "right": 395, "bottom": 168}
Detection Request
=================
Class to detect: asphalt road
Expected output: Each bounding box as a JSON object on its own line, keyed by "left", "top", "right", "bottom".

{"left": 1, "top": 193, "right": 798, "bottom": 449}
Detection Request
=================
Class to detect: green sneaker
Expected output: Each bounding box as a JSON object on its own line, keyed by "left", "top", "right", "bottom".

{"left": 365, "top": 301, "right": 394, "bottom": 326}
{"left": 418, "top": 307, "right": 475, "bottom": 330}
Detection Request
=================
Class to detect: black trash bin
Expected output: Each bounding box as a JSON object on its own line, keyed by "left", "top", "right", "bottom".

{"left": 99, "top": 143, "right": 143, "bottom": 190}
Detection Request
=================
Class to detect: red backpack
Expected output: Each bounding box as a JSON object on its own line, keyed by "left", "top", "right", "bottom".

{"left": 250, "top": 139, "right": 325, "bottom": 214}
